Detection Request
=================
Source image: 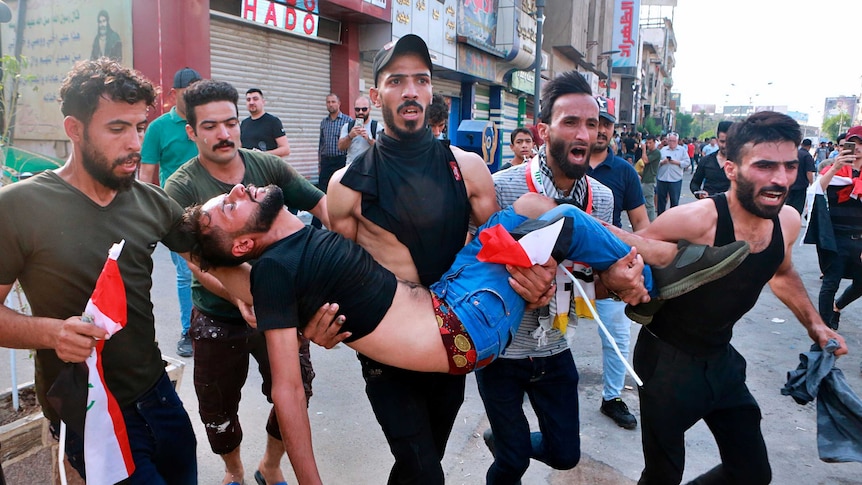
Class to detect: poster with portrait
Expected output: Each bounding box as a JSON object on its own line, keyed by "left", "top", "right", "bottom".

{"left": 1, "top": 0, "right": 133, "bottom": 141}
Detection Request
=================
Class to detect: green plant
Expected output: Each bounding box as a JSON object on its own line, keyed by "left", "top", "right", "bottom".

{"left": 0, "top": 54, "right": 38, "bottom": 186}
{"left": 674, "top": 112, "right": 694, "bottom": 138}
{"left": 822, "top": 113, "right": 852, "bottom": 142}
{"left": 639, "top": 117, "right": 661, "bottom": 135}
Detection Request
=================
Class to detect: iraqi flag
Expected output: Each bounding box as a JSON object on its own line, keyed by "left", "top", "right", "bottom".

{"left": 82, "top": 240, "right": 135, "bottom": 484}
{"left": 477, "top": 216, "right": 571, "bottom": 267}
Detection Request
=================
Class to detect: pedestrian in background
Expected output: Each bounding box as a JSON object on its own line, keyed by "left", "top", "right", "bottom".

{"left": 139, "top": 66, "right": 202, "bottom": 358}
{"left": 241, "top": 88, "right": 291, "bottom": 158}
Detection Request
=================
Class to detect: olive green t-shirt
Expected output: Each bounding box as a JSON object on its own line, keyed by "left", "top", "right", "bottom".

{"left": 164, "top": 148, "right": 324, "bottom": 320}
{"left": 641, "top": 148, "right": 661, "bottom": 184}
{"left": 0, "top": 172, "right": 191, "bottom": 421}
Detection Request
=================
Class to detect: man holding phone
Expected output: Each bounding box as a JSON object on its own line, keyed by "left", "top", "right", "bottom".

{"left": 787, "top": 138, "right": 816, "bottom": 213}
{"left": 657, "top": 132, "right": 690, "bottom": 215}
{"left": 817, "top": 126, "right": 862, "bottom": 329}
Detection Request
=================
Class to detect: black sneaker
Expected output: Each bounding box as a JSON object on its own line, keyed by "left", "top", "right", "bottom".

{"left": 482, "top": 428, "right": 496, "bottom": 458}
{"left": 177, "top": 334, "right": 193, "bottom": 358}
{"left": 482, "top": 429, "right": 522, "bottom": 484}
{"left": 601, "top": 398, "right": 637, "bottom": 430}
{"left": 829, "top": 307, "right": 841, "bottom": 331}
{"left": 653, "top": 240, "right": 750, "bottom": 300}
{"left": 625, "top": 299, "right": 665, "bottom": 325}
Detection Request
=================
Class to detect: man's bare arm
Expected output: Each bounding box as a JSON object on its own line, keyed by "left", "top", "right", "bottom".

{"left": 138, "top": 164, "right": 159, "bottom": 185}
{"left": 307, "top": 196, "right": 330, "bottom": 231}
{"left": 269, "top": 136, "right": 291, "bottom": 158}
{"left": 0, "top": 283, "right": 107, "bottom": 362}
{"left": 627, "top": 205, "right": 650, "bottom": 232}
{"left": 326, "top": 168, "right": 359, "bottom": 240}
{"left": 267, "top": 328, "right": 323, "bottom": 485}
{"left": 596, "top": 247, "right": 649, "bottom": 304}
{"left": 769, "top": 208, "right": 847, "bottom": 354}
{"left": 453, "top": 147, "right": 499, "bottom": 226}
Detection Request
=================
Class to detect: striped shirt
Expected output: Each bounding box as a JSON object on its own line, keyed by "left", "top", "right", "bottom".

{"left": 319, "top": 112, "right": 351, "bottom": 158}
{"left": 492, "top": 158, "right": 613, "bottom": 360}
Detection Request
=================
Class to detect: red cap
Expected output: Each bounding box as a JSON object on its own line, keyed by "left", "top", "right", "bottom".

{"left": 846, "top": 125, "right": 862, "bottom": 142}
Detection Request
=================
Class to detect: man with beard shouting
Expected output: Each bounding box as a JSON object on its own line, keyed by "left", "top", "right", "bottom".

{"left": 0, "top": 59, "right": 198, "bottom": 483}
{"left": 317, "top": 34, "right": 562, "bottom": 484}
{"left": 164, "top": 79, "right": 329, "bottom": 485}
{"left": 614, "top": 111, "right": 848, "bottom": 484}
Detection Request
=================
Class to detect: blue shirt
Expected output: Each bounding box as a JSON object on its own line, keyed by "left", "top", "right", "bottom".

{"left": 586, "top": 148, "right": 645, "bottom": 228}
{"left": 319, "top": 112, "right": 351, "bottom": 158}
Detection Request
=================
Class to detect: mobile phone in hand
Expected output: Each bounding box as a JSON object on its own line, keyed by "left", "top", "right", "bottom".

{"left": 845, "top": 141, "right": 856, "bottom": 154}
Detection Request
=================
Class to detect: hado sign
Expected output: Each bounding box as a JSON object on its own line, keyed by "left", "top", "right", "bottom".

{"left": 243, "top": 0, "right": 319, "bottom": 39}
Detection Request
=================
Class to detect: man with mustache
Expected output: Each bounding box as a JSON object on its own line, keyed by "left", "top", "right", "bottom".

{"left": 316, "top": 35, "right": 561, "bottom": 484}
{"left": 164, "top": 79, "right": 329, "bottom": 485}
{"left": 338, "top": 95, "right": 379, "bottom": 165}
{"left": 614, "top": 111, "right": 848, "bottom": 484}
{"left": 586, "top": 95, "right": 648, "bottom": 431}
{"left": 0, "top": 59, "right": 197, "bottom": 483}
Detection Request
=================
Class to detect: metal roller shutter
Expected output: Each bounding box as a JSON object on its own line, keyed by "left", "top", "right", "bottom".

{"left": 501, "top": 92, "right": 521, "bottom": 165}
{"left": 210, "top": 14, "right": 331, "bottom": 182}
{"left": 432, "top": 78, "right": 461, "bottom": 98}
{"left": 473, "top": 85, "right": 490, "bottom": 121}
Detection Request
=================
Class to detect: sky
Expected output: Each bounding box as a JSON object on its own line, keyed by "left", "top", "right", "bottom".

{"left": 660, "top": 0, "right": 862, "bottom": 127}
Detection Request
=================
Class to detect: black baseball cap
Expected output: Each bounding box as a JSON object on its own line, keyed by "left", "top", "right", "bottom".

{"left": 372, "top": 34, "right": 433, "bottom": 86}
{"left": 173, "top": 67, "right": 201, "bottom": 88}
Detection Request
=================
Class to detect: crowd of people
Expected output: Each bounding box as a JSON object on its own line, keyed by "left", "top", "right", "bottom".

{"left": 0, "top": 32, "right": 856, "bottom": 485}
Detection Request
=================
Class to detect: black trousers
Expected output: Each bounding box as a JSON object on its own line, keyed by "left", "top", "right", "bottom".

{"left": 358, "top": 354, "right": 466, "bottom": 485}
{"left": 633, "top": 330, "right": 771, "bottom": 485}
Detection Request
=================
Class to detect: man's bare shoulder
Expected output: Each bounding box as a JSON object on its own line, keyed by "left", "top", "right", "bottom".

{"left": 450, "top": 146, "right": 486, "bottom": 173}
{"left": 639, "top": 198, "right": 718, "bottom": 244}
{"left": 777, "top": 204, "right": 802, "bottom": 243}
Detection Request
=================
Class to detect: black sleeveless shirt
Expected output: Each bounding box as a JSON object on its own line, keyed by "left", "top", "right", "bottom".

{"left": 649, "top": 194, "right": 785, "bottom": 355}
{"left": 340, "top": 129, "right": 471, "bottom": 286}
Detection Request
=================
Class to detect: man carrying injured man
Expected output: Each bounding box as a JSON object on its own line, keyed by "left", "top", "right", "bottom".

{"left": 182, "top": 182, "right": 749, "bottom": 485}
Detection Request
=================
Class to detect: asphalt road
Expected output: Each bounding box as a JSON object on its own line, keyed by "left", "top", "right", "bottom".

{"left": 5, "top": 170, "right": 862, "bottom": 484}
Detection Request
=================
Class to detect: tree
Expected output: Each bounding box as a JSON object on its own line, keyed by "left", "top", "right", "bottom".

{"left": 675, "top": 112, "right": 694, "bottom": 138}
{"left": 0, "top": 55, "right": 44, "bottom": 186}
{"left": 822, "top": 113, "right": 852, "bottom": 142}
{"left": 639, "top": 117, "right": 661, "bottom": 135}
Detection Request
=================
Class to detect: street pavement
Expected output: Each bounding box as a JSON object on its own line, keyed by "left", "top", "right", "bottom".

{"left": 5, "top": 168, "right": 862, "bottom": 484}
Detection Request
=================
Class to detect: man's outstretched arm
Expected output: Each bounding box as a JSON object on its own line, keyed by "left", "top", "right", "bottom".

{"left": 266, "top": 327, "right": 323, "bottom": 484}
{"left": 769, "top": 209, "right": 847, "bottom": 355}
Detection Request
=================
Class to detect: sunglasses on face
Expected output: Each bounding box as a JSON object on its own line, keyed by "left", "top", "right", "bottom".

{"left": 355, "top": 107, "right": 368, "bottom": 112}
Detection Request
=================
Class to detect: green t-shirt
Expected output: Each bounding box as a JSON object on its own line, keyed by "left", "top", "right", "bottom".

{"left": 0, "top": 172, "right": 191, "bottom": 421}
{"left": 164, "top": 148, "right": 324, "bottom": 320}
{"left": 641, "top": 148, "right": 661, "bottom": 184}
{"left": 141, "top": 107, "right": 199, "bottom": 187}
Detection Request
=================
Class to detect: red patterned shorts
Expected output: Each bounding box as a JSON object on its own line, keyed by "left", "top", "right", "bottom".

{"left": 431, "top": 291, "right": 478, "bottom": 375}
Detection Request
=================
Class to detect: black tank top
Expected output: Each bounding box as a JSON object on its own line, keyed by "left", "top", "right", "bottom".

{"left": 649, "top": 194, "right": 785, "bottom": 355}
{"left": 341, "top": 129, "right": 471, "bottom": 286}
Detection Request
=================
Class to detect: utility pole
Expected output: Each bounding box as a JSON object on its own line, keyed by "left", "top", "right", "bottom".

{"left": 532, "top": 0, "right": 545, "bottom": 123}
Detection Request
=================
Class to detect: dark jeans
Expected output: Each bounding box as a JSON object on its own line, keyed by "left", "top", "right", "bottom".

{"left": 53, "top": 372, "right": 198, "bottom": 485}
{"left": 818, "top": 235, "right": 862, "bottom": 329}
{"left": 0, "top": 442, "right": 5, "bottom": 485}
{"left": 190, "top": 308, "right": 315, "bottom": 454}
{"left": 633, "top": 330, "right": 771, "bottom": 485}
{"left": 312, "top": 155, "right": 347, "bottom": 228}
{"left": 359, "top": 354, "right": 465, "bottom": 485}
{"left": 476, "top": 351, "right": 581, "bottom": 484}
{"left": 786, "top": 189, "right": 807, "bottom": 214}
{"left": 656, "top": 180, "right": 682, "bottom": 215}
